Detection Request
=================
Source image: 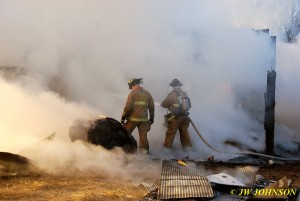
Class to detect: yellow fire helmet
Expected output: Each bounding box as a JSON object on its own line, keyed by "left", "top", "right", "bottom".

{"left": 128, "top": 78, "right": 143, "bottom": 89}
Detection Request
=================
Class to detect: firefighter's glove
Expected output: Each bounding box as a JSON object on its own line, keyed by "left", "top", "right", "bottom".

{"left": 149, "top": 117, "right": 154, "bottom": 125}
{"left": 121, "top": 117, "right": 126, "bottom": 125}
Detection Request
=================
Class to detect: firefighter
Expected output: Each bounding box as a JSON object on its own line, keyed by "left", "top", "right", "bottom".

{"left": 121, "top": 78, "right": 155, "bottom": 154}
{"left": 161, "top": 79, "right": 192, "bottom": 150}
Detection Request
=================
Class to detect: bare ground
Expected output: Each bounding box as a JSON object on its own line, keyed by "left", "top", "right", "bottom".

{"left": 0, "top": 174, "right": 148, "bottom": 201}
{"left": 257, "top": 162, "right": 300, "bottom": 188}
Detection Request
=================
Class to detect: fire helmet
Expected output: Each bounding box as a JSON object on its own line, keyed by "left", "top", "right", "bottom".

{"left": 169, "top": 79, "right": 183, "bottom": 87}
{"left": 128, "top": 78, "right": 143, "bottom": 89}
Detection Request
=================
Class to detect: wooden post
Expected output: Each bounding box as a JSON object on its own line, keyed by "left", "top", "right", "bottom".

{"left": 264, "top": 36, "right": 277, "bottom": 155}
{"left": 264, "top": 70, "right": 276, "bottom": 155}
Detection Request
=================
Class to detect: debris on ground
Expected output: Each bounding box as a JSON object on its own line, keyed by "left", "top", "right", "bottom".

{"left": 69, "top": 117, "right": 137, "bottom": 153}
{"left": 0, "top": 152, "right": 39, "bottom": 177}
{"left": 1, "top": 155, "right": 300, "bottom": 200}
{"left": 138, "top": 158, "right": 300, "bottom": 201}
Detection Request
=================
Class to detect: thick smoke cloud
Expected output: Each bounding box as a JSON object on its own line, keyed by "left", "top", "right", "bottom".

{"left": 0, "top": 0, "right": 300, "bottom": 174}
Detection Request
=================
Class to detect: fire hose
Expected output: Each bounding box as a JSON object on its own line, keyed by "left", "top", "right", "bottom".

{"left": 189, "top": 117, "right": 221, "bottom": 153}
{"left": 189, "top": 117, "right": 300, "bottom": 161}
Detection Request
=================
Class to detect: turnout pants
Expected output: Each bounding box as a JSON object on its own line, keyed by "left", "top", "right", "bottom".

{"left": 163, "top": 115, "right": 192, "bottom": 149}
{"left": 125, "top": 121, "right": 151, "bottom": 151}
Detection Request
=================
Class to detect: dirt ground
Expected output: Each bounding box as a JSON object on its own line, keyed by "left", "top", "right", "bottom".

{"left": 1, "top": 162, "right": 300, "bottom": 201}
{"left": 257, "top": 162, "right": 300, "bottom": 188}
{"left": 0, "top": 174, "right": 148, "bottom": 201}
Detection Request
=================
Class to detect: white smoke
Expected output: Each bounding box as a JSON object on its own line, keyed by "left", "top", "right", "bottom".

{"left": 0, "top": 0, "right": 300, "bottom": 175}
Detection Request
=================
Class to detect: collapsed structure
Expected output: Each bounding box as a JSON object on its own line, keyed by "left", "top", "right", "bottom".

{"left": 139, "top": 159, "right": 299, "bottom": 201}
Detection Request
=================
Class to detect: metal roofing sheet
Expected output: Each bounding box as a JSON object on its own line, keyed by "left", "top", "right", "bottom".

{"left": 236, "top": 166, "right": 259, "bottom": 188}
{"left": 158, "top": 160, "right": 214, "bottom": 200}
{"left": 141, "top": 183, "right": 159, "bottom": 193}
{"left": 207, "top": 172, "right": 247, "bottom": 187}
{"left": 140, "top": 190, "right": 158, "bottom": 201}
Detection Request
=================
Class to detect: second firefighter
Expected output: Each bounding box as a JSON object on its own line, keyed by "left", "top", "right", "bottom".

{"left": 161, "top": 79, "right": 192, "bottom": 150}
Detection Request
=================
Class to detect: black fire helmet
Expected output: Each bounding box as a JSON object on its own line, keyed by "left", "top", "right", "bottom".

{"left": 169, "top": 79, "right": 183, "bottom": 87}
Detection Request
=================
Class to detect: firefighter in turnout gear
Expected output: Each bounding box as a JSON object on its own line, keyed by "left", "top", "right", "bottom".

{"left": 161, "top": 79, "right": 192, "bottom": 150}
{"left": 121, "top": 78, "right": 155, "bottom": 154}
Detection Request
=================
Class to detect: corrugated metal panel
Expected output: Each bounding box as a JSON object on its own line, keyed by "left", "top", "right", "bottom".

{"left": 158, "top": 160, "right": 214, "bottom": 200}
{"left": 237, "top": 166, "right": 259, "bottom": 175}
{"left": 141, "top": 183, "right": 158, "bottom": 193}
{"left": 236, "top": 166, "right": 259, "bottom": 188}
{"left": 210, "top": 194, "right": 248, "bottom": 201}
{"left": 140, "top": 190, "right": 158, "bottom": 201}
{"left": 139, "top": 183, "right": 159, "bottom": 201}
{"left": 140, "top": 192, "right": 198, "bottom": 201}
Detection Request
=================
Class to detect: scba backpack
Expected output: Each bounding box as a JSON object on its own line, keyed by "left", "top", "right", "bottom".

{"left": 170, "top": 91, "right": 191, "bottom": 116}
{"left": 180, "top": 93, "right": 191, "bottom": 113}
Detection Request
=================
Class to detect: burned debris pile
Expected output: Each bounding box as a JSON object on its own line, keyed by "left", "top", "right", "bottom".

{"left": 0, "top": 152, "right": 38, "bottom": 177}
{"left": 138, "top": 159, "right": 300, "bottom": 201}
{"left": 87, "top": 117, "right": 137, "bottom": 153}
{"left": 69, "top": 117, "right": 137, "bottom": 153}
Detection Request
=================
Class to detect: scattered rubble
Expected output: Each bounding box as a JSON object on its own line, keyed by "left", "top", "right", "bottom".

{"left": 0, "top": 152, "right": 39, "bottom": 177}
{"left": 139, "top": 158, "right": 300, "bottom": 201}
